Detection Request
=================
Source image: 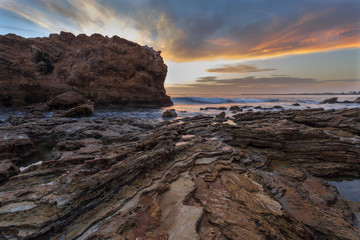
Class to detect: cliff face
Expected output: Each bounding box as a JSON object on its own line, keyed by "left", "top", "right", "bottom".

{"left": 0, "top": 31, "right": 172, "bottom": 107}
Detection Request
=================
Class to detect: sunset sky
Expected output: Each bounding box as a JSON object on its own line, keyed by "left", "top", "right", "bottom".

{"left": 1, "top": 0, "right": 359, "bottom": 94}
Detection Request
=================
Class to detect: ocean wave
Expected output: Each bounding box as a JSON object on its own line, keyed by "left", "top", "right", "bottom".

{"left": 299, "top": 100, "right": 317, "bottom": 104}
{"left": 171, "top": 97, "right": 279, "bottom": 104}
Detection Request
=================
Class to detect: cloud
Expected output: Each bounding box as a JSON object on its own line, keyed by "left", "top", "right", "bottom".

{"left": 206, "top": 38, "right": 234, "bottom": 47}
{"left": 0, "top": 24, "right": 42, "bottom": 34}
{"left": 166, "top": 76, "right": 360, "bottom": 94}
{"left": 206, "top": 64, "right": 276, "bottom": 73}
{"left": 194, "top": 76, "right": 316, "bottom": 85}
{"left": 194, "top": 76, "right": 218, "bottom": 83}
{"left": 0, "top": 0, "right": 359, "bottom": 62}
{"left": 271, "top": 74, "right": 289, "bottom": 77}
{"left": 0, "top": 0, "right": 144, "bottom": 38}
{"left": 150, "top": 0, "right": 360, "bottom": 61}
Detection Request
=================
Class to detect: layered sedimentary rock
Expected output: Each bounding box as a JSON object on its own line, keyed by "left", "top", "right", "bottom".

{"left": 0, "top": 108, "right": 359, "bottom": 239}
{"left": 0, "top": 32, "right": 172, "bottom": 107}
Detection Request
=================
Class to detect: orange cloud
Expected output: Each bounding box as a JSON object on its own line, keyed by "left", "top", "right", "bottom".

{"left": 206, "top": 64, "right": 276, "bottom": 73}
{"left": 206, "top": 38, "right": 234, "bottom": 47}
{"left": 166, "top": 76, "right": 360, "bottom": 95}
{"left": 163, "top": 28, "right": 360, "bottom": 62}
{"left": 161, "top": 7, "right": 360, "bottom": 62}
{"left": 1, "top": 1, "right": 359, "bottom": 63}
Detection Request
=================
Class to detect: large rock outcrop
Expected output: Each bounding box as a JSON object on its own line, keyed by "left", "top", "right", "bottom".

{"left": 0, "top": 32, "right": 172, "bottom": 107}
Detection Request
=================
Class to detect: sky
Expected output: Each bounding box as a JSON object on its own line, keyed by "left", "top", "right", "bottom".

{"left": 0, "top": 0, "right": 359, "bottom": 95}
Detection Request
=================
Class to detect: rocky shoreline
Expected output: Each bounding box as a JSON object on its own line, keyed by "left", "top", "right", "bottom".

{"left": 0, "top": 107, "right": 359, "bottom": 239}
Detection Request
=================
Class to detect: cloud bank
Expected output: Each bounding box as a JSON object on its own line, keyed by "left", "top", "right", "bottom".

{"left": 0, "top": 0, "right": 359, "bottom": 62}
{"left": 166, "top": 76, "right": 360, "bottom": 94}
{"left": 207, "top": 64, "right": 276, "bottom": 73}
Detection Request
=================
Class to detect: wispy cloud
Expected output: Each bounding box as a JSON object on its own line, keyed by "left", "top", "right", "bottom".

{"left": 166, "top": 76, "right": 360, "bottom": 94}
{"left": 0, "top": 0, "right": 359, "bottom": 62}
{"left": 271, "top": 74, "right": 289, "bottom": 77}
{"left": 206, "top": 64, "right": 276, "bottom": 73}
{"left": 0, "top": 0, "right": 144, "bottom": 39}
{"left": 193, "top": 76, "right": 316, "bottom": 85}
{"left": 0, "top": 24, "right": 45, "bottom": 35}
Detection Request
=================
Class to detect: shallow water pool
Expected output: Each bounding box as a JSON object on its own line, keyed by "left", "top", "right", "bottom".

{"left": 327, "top": 179, "right": 360, "bottom": 202}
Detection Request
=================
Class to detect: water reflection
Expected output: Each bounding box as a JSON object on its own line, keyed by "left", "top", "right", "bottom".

{"left": 328, "top": 180, "right": 360, "bottom": 202}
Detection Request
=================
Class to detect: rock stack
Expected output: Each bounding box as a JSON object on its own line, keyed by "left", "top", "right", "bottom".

{"left": 0, "top": 32, "right": 172, "bottom": 107}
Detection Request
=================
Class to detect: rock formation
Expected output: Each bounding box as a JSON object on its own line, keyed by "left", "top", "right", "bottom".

{"left": 343, "top": 97, "right": 360, "bottom": 104}
{"left": 0, "top": 32, "right": 172, "bottom": 107}
{"left": 322, "top": 97, "right": 360, "bottom": 104}
{"left": 321, "top": 97, "right": 339, "bottom": 104}
{"left": 229, "top": 105, "right": 241, "bottom": 111}
{"left": 162, "top": 109, "right": 177, "bottom": 118}
{"left": 0, "top": 108, "right": 359, "bottom": 239}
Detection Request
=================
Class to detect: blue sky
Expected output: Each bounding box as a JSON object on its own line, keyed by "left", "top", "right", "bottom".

{"left": 1, "top": 0, "right": 359, "bottom": 94}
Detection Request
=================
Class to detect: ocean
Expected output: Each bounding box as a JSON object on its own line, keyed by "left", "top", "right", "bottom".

{"left": 0, "top": 94, "right": 359, "bottom": 122}
{"left": 94, "top": 94, "right": 359, "bottom": 120}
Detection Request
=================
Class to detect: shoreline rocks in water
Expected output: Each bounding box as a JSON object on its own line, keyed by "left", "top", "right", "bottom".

{"left": 0, "top": 32, "right": 172, "bottom": 108}
{"left": 47, "top": 91, "right": 89, "bottom": 109}
{"left": 200, "top": 106, "right": 227, "bottom": 110}
{"left": 322, "top": 97, "right": 360, "bottom": 104}
{"left": 0, "top": 108, "right": 359, "bottom": 239}
{"left": 57, "top": 104, "right": 94, "bottom": 117}
{"left": 162, "top": 109, "right": 177, "bottom": 118}
{"left": 229, "top": 105, "right": 241, "bottom": 111}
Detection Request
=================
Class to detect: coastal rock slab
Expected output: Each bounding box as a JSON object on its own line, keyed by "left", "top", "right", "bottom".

{"left": 0, "top": 108, "right": 359, "bottom": 239}
{"left": 159, "top": 172, "right": 203, "bottom": 240}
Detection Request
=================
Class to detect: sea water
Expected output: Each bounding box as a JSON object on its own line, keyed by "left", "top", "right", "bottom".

{"left": 168, "top": 94, "right": 359, "bottom": 116}
{"left": 91, "top": 94, "right": 359, "bottom": 120}
{"left": 328, "top": 179, "right": 360, "bottom": 228}
{"left": 328, "top": 180, "right": 360, "bottom": 202}
{"left": 0, "top": 94, "right": 359, "bottom": 122}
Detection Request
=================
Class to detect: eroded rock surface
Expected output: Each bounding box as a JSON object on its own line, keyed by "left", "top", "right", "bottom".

{"left": 162, "top": 109, "right": 177, "bottom": 118}
{"left": 322, "top": 97, "right": 360, "bottom": 104}
{"left": 0, "top": 32, "right": 172, "bottom": 107}
{"left": 0, "top": 108, "right": 359, "bottom": 239}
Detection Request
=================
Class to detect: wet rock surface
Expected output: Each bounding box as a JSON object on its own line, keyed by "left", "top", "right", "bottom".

{"left": 162, "top": 109, "right": 177, "bottom": 118}
{"left": 322, "top": 97, "right": 360, "bottom": 104}
{"left": 0, "top": 32, "right": 172, "bottom": 107}
{"left": 0, "top": 108, "right": 359, "bottom": 239}
{"left": 58, "top": 104, "right": 94, "bottom": 118}
{"left": 47, "top": 91, "right": 89, "bottom": 110}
